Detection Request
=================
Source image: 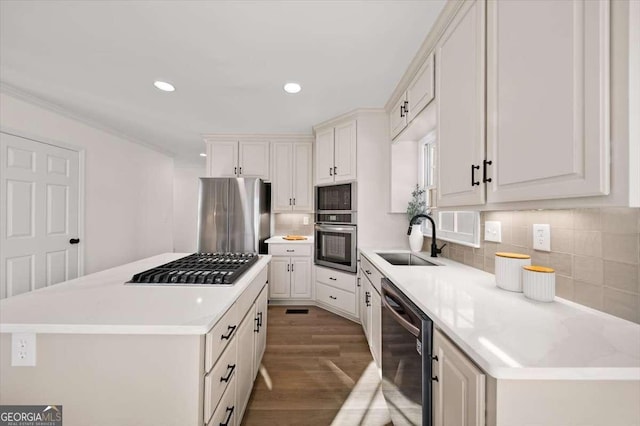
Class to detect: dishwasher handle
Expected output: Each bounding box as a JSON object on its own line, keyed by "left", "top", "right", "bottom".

{"left": 382, "top": 281, "right": 421, "bottom": 338}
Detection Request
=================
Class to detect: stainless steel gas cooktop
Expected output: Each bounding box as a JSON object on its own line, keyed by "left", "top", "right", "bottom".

{"left": 127, "top": 252, "right": 259, "bottom": 286}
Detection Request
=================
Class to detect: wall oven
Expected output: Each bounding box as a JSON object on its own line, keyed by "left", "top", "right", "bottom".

{"left": 314, "top": 223, "right": 357, "bottom": 273}
{"left": 381, "top": 278, "right": 433, "bottom": 426}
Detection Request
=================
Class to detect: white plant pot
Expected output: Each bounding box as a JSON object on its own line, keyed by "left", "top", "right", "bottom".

{"left": 409, "top": 224, "right": 423, "bottom": 252}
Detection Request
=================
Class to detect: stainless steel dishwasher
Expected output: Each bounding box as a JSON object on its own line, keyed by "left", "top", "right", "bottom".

{"left": 381, "top": 278, "right": 433, "bottom": 426}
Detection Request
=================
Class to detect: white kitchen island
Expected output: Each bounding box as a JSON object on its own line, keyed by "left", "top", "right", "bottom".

{"left": 0, "top": 253, "right": 271, "bottom": 426}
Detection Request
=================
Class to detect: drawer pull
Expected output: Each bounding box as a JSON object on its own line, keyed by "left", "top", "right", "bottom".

{"left": 432, "top": 375, "right": 439, "bottom": 382}
{"left": 220, "top": 364, "right": 236, "bottom": 382}
{"left": 220, "top": 406, "right": 234, "bottom": 426}
{"left": 365, "top": 270, "right": 372, "bottom": 275}
{"left": 329, "top": 277, "right": 337, "bottom": 281}
{"left": 329, "top": 295, "right": 337, "bottom": 300}
{"left": 220, "top": 325, "right": 236, "bottom": 340}
{"left": 286, "top": 249, "right": 294, "bottom": 252}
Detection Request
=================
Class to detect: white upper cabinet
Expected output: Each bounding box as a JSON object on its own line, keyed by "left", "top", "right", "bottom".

{"left": 486, "top": 0, "right": 610, "bottom": 203}
{"left": 315, "top": 120, "right": 357, "bottom": 185}
{"left": 272, "top": 141, "right": 313, "bottom": 212}
{"left": 315, "top": 128, "right": 335, "bottom": 185}
{"left": 390, "top": 53, "right": 435, "bottom": 140}
{"left": 292, "top": 143, "right": 313, "bottom": 211}
{"left": 205, "top": 139, "right": 269, "bottom": 180}
{"left": 238, "top": 140, "right": 270, "bottom": 178}
{"left": 436, "top": 0, "right": 486, "bottom": 208}
{"left": 406, "top": 53, "right": 435, "bottom": 123}
{"left": 208, "top": 140, "right": 238, "bottom": 178}
{"left": 333, "top": 120, "right": 357, "bottom": 182}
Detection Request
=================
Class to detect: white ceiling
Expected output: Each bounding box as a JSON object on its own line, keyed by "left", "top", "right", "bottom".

{"left": 0, "top": 0, "right": 445, "bottom": 164}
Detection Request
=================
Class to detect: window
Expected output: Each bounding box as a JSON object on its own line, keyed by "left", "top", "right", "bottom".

{"left": 418, "top": 131, "right": 436, "bottom": 207}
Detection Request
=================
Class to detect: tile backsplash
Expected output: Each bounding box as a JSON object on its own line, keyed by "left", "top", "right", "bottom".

{"left": 424, "top": 208, "right": 640, "bottom": 324}
{"left": 273, "top": 213, "right": 314, "bottom": 236}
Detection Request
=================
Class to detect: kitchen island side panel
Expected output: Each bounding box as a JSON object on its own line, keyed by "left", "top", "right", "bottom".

{"left": 0, "top": 333, "right": 205, "bottom": 426}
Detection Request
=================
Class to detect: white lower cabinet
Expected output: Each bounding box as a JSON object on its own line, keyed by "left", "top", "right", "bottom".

{"left": 202, "top": 266, "right": 268, "bottom": 426}
{"left": 315, "top": 266, "right": 358, "bottom": 317}
{"left": 268, "top": 244, "right": 312, "bottom": 300}
{"left": 433, "top": 328, "right": 486, "bottom": 426}
{"left": 360, "top": 255, "right": 382, "bottom": 368}
{"left": 369, "top": 288, "right": 381, "bottom": 367}
{"left": 235, "top": 307, "right": 255, "bottom": 421}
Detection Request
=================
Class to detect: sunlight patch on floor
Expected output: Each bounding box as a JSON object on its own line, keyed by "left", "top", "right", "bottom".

{"left": 330, "top": 361, "right": 391, "bottom": 426}
{"left": 258, "top": 364, "right": 273, "bottom": 391}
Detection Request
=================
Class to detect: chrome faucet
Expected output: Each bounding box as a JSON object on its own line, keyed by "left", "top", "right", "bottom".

{"left": 407, "top": 214, "right": 445, "bottom": 258}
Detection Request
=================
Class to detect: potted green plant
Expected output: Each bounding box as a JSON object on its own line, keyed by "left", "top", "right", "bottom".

{"left": 407, "top": 185, "right": 426, "bottom": 252}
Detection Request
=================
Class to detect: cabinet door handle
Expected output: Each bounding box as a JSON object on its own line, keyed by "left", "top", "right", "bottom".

{"left": 258, "top": 311, "right": 263, "bottom": 327}
{"left": 287, "top": 264, "right": 290, "bottom": 272}
{"left": 471, "top": 164, "right": 480, "bottom": 186}
{"left": 365, "top": 291, "right": 371, "bottom": 307}
{"left": 239, "top": 166, "right": 242, "bottom": 175}
{"left": 333, "top": 166, "right": 337, "bottom": 175}
{"left": 220, "top": 325, "right": 236, "bottom": 340}
{"left": 400, "top": 103, "right": 405, "bottom": 118}
{"left": 483, "top": 160, "right": 492, "bottom": 183}
{"left": 432, "top": 376, "right": 439, "bottom": 382}
{"left": 329, "top": 277, "right": 337, "bottom": 281}
{"left": 357, "top": 277, "right": 361, "bottom": 287}
{"left": 329, "top": 167, "right": 333, "bottom": 176}
{"left": 220, "top": 406, "right": 234, "bottom": 426}
{"left": 293, "top": 198, "right": 296, "bottom": 205}
{"left": 254, "top": 316, "right": 260, "bottom": 333}
{"left": 403, "top": 100, "right": 409, "bottom": 115}
{"left": 329, "top": 295, "right": 337, "bottom": 300}
{"left": 220, "top": 364, "right": 236, "bottom": 382}
{"left": 234, "top": 166, "right": 237, "bottom": 175}
{"left": 289, "top": 198, "right": 292, "bottom": 205}
{"left": 291, "top": 263, "right": 294, "bottom": 272}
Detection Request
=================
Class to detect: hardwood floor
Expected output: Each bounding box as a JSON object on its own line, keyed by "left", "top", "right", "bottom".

{"left": 241, "top": 306, "right": 391, "bottom": 426}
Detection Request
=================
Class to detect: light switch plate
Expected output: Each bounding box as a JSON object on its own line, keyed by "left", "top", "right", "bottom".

{"left": 484, "top": 221, "right": 502, "bottom": 242}
{"left": 302, "top": 216, "right": 309, "bottom": 225}
{"left": 11, "top": 332, "right": 36, "bottom": 366}
{"left": 533, "top": 224, "right": 551, "bottom": 252}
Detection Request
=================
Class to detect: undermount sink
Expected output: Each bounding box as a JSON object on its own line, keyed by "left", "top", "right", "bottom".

{"left": 377, "top": 252, "right": 440, "bottom": 266}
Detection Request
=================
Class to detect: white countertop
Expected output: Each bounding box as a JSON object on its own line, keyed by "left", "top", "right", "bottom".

{"left": 266, "top": 236, "right": 314, "bottom": 244}
{"left": 360, "top": 249, "right": 640, "bottom": 381}
{"left": 0, "top": 253, "right": 271, "bottom": 335}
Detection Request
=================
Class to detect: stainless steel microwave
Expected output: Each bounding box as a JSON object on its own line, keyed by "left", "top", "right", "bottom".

{"left": 315, "top": 182, "right": 356, "bottom": 224}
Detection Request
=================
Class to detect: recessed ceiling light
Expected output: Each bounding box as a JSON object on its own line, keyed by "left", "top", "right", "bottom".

{"left": 154, "top": 80, "right": 175, "bottom": 92}
{"left": 199, "top": 153, "right": 207, "bottom": 157}
{"left": 283, "top": 82, "right": 301, "bottom": 94}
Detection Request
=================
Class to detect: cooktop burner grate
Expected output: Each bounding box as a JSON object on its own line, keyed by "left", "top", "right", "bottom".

{"left": 127, "top": 253, "right": 259, "bottom": 285}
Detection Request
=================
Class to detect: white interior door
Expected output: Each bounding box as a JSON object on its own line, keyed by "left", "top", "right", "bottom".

{"left": 0, "top": 132, "right": 80, "bottom": 298}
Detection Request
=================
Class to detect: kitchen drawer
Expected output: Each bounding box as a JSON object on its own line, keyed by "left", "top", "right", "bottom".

{"left": 206, "top": 375, "right": 237, "bottom": 426}
{"left": 316, "top": 266, "right": 356, "bottom": 293}
{"left": 236, "top": 267, "right": 267, "bottom": 318}
{"left": 361, "top": 255, "right": 383, "bottom": 294}
{"left": 204, "top": 337, "right": 237, "bottom": 423}
{"left": 269, "top": 243, "right": 312, "bottom": 257}
{"left": 205, "top": 303, "right": 239, "bottom": 373}
{"left": 316, "top": 282, "right": 357, "bottom": 316}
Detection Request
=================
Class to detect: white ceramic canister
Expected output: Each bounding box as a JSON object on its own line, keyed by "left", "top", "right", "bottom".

{"left": 495, "top": 252, "right": 531, "bottom": 292}
{"left": 522, "top": 265, "right": 556, "bottom": 302}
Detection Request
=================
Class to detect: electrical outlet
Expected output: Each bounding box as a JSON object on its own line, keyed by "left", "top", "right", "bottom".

{"left": 484, "top": 221, "right": 502, "bottom": 242}
{"left": 11, "top": 332, "right": 36, "bottom": 366}
{"left": 302, "top": 216, "right": 309, "bottom": 225}
{"left": 533, "top": 224, "right": 551, "bottom": 252}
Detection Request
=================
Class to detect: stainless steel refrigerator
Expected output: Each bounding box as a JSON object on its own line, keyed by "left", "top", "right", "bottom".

{"left": 197, "top": 178, "right": 271, "bottom": 254}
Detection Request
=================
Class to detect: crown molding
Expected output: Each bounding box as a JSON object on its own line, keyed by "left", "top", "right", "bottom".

{"left": 0, "top": 81, "right": 176, "bottom": 158}
{"left": 312, "top": 108, "right": 386, "bottom": 132}
{"left": 202, "top": 133, "right": 313, "bottom": 142}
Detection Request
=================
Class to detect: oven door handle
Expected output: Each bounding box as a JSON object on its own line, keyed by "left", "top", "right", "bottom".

{"left": 382, "top": 290, "right": 420, "bottom": 338}
{"left": 315, "top": 225, "right": 356, "bottom": 232}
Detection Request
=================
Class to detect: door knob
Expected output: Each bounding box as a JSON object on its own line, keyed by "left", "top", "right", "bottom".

{"left": 69, "top": 238, "right": 80, "bottom": 244}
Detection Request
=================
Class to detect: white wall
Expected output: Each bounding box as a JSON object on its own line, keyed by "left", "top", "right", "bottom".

{"left": 357, "top": 111, "right": 409, "bottom": 249}
{"left": 0, "top": 92, "right": 174, "bottom": 274}
{"left": 173, "top": 166, "right": 206, "bottom": 253}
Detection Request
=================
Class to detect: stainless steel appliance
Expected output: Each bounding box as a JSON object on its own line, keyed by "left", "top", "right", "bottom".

{"left": 381, "top": 278, "right": 433, "bottom": 426}
{"left": 197, "top": 178, "right": 270, "bottom": 254}
{"left": 314, "top": 223, "right": 357, "bottom": 273}
{"left": 127, "top": 253, "right": 259, "bottom": 286}
{"left": 315, "top": 182, "right": 356, "bottom": 224}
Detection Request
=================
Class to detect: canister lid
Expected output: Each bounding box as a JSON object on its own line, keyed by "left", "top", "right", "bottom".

{"left": 495, "top": 252, "right": 531, "bottom": 259}
{"left": 523, "top": 265, "right": 555, "bottom": 273}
